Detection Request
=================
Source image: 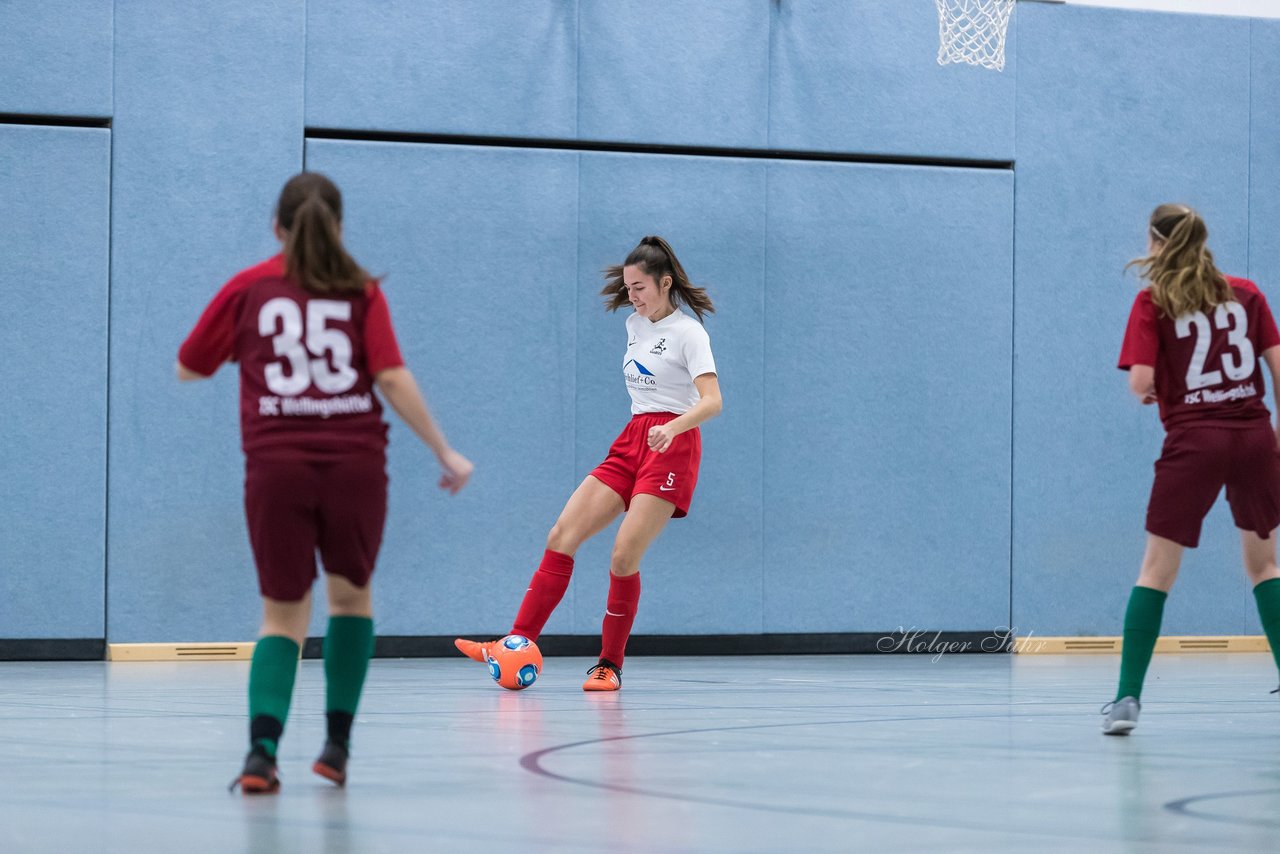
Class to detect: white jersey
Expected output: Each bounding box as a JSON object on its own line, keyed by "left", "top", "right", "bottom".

{"left": 622, "top": 308, "right": 717, "bottom": 415}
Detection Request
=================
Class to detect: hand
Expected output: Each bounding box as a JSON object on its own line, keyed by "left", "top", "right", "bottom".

{"left": 647, "top": 424, "right": 677, "bottom": 453}
{"left": 436, "top": 448, "right": 474, "bottom": 494}
{"left": 1141, "top": 392, "right": 1158, "bottom": 405}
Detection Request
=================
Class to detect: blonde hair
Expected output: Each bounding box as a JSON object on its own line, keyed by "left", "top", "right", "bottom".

{"left": 1126, "top": 203, "right": 1231, "bottom": 318}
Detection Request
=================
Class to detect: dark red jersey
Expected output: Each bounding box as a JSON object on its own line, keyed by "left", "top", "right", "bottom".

{"left": 179, "top": 255, "right": 405, "bottom": 459}
{"left": 1119, "top": 277, "right": 1280, "bottom": 430}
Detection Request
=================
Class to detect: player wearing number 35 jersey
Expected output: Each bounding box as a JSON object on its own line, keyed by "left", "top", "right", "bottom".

{"left": 455, "top": 236, "right": 722, "bottom": 690}
{"left": 178, "top": 173, "right": 473, "bottom": 792}
{"left": 1104, "top": 204, "right": 1280, "bottom": 735}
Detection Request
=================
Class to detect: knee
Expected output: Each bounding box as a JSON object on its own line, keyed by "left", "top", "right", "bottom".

{"left": 546, "top": 521, "right": 580, "bottom": 555}
{"left": 609, "top": 545, "right": 640, "bottom": 577}
{"left": 261, "top": 599, "right": 310, "bottom": 645}
{"left": 327, "top": 580, "right": 372, "bottom": 616}
{"left": 1135, "top": 566, "right": 1177, "bottom": 592}
{"left": 1245, "top": 560, "right": 1280, "bottom": 586}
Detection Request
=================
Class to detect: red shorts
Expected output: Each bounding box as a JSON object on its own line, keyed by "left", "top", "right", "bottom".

{"left": 244, "top": 455, "right": 388, "bottom": 601}
{"left": 589, "top": 413, "right": 701, "bottom": 518}
{"left": 1146, "top": 422, "right": 1280, "bottom": 548}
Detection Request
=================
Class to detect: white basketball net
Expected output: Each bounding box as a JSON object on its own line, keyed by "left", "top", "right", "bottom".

{"left": 936, "top": 0, "right": 1015, "bottom": 71}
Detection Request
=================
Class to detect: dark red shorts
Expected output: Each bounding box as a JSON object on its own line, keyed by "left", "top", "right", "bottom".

{"left": 589, "top": 412, "right": 701, "bottom": 518}
{"left": 244, "top": 454, "right": 388, "bottom": 601}
{"left": 1146, "top": 422, "right": 1280, "bottom": 548}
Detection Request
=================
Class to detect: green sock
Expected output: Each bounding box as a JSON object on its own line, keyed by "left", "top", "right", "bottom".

{"left": 1252, "top": 578, "right": 1280, "bottom": 678}
{"left": 1116, "top": 586, "right": 1167, "bottom": 702}
{"left": 324, "top": 616, "right": 375, "bottom": 742}
{"left": 247, "top": 635, "right": 300, "bottom": 757}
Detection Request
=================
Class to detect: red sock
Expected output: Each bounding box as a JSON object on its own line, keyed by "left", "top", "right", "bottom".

{"left": 510, "top": 550, "right": 574, "bottom": 641}
{"left": 599, "top": 572, "right": 641, "bottom": 667}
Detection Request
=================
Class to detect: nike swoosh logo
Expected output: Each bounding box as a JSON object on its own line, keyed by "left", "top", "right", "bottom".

{"left": 628, "top": 340, "right": 637, "bottom": 347}
{"left": 605, "top": 609, "right": 626, "bottom": 617}
{"left": 659, "top": 486, "right": 676, "bottom": 491}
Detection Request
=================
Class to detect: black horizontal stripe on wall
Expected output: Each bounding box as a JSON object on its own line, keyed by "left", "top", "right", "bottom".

{"left": 0, "top": 639, "right": 106, "bottom": 661}
{"left": 305, "top": 128, "right": 1013, "bottom": 171}
{"left": 0, "top": 113, "right": 110, "bottom": 129}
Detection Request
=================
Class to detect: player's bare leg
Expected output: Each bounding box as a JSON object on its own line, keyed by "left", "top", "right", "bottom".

{"left": 456, "top": 476, "right": 624, "bottom": 662}
{"left": 547, "top": 475, "right": 628, "bottom": 555}
{"left": 586, "top": 494, "right": 676, "bottom": 691}
{"left": 1105, "top": 534, "right": 1183, "bottom": 734}
{"left": 314, "top": 575, "right": 375, "bottom": 786}
{"left": 233, "top": 592, "right": 312, "bottom": 793}
{"left": 1135, "top": 534, "right": 1183, "bottom": 592}
{"left": 1243, "top": 528, "right": 1280, "bottom": 695}
{"left": 260, "top": 592, "right": 313, "bottom": 645}
{"left": 1241, "top": 528, "right": 1280, "bottom": 586}
{"left": 327, "top": 573, "right": 373, "bottom": 617}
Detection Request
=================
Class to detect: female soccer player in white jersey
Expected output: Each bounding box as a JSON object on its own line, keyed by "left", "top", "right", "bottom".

{"left": 1106, "top": 203, "right": 1280, "bottom": 734}
{"left": 456, "top": 236, "right": 722, "bottom": 690}
{"left": 179, "top": 172, "right": 473, "bottom": 791}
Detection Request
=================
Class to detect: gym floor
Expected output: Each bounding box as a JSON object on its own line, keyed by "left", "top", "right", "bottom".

{"left": 3, "top": 653, "right": 1278, "bottom": 853}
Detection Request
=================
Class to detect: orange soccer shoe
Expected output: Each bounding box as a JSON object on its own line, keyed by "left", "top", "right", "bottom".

{"left": 312, "top": 740, "right": 348, "bottom": 786}
{"left": 582, "top": 660, "right": 622, "bottom": 692}
{"left": 230, "top": 748, "right": 280, "bottom": 794}
{"left": 454, "top": 638, "right": 499, "bottom": 663}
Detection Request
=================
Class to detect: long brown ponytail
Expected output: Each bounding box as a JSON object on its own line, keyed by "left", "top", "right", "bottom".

{"left": 601, "top": 235, "right": 715, "bottom": 322}
{"left": 1127, "top": 203, "right": 1231, "bottom": 318}
{"left": 275, "top": 172, "right": 372, "bottom": 296}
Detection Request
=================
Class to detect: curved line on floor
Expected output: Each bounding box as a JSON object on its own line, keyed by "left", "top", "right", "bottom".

{"left": 1163, "top": 787, "right": 1280, "bottom": 827}
{"left": 519, "top": 712, "right": 1159, "bottom": 842}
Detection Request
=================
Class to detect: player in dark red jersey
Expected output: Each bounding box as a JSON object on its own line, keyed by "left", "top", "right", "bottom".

{"left": 455, "top": 236, "right": 722, "bottom": 691}
{"left": 1105, "top": 203, "right": 1280, "bottom": 734}
{"left": 178, "top": 172, "right": 473, "bottom": 791}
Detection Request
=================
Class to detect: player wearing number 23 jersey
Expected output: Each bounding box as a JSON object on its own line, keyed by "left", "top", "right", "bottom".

{"left": 1104, "top": 204, "right": 1280, "bottom": 736}
{"left": 179, "top": 172, "right": 472, "bottom": 793}
{"left": 1120, "top": 276, "right": 1279, "bottom": 431}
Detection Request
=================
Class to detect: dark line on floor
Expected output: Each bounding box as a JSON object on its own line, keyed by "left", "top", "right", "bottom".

{"left": 517, "top": 712, "right": 1192, "bottom": 844}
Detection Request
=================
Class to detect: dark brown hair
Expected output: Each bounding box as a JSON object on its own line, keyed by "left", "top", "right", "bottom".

{"left": 275, "top": 172, "right": 372, "bottom": 296}
{"left": 1126, "top": 203, "right": 1231, "bottom": 318}
{"left": 601, "top": 236, "right": 714, "bottom": 322}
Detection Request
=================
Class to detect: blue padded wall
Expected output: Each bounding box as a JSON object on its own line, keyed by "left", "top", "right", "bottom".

{"left": 306, "top": 0, "right": 578, "bottom": 138}
{"left": 305, "top": 140, "right": 580, "bottom": 638}
{"left": 1247, "top": 20, "right": 1280, "bottom": 641}
{"left": 769, "top": 0, "right": 1015, "bottom": 160}
{"left": 107, "top": 2, "right": 305, "bottom": 642}
{"left": 1014, "top": 4, "right": 1253, "bottom": 637}
{"left": 573, "top": 153, "right": 767, "bottom": 634}
{"left": 0, "top": 0, "right": 112, "bottom": 116}
{"left": 0, "top": 126, "right": 110, "bottom": 638}
{"left": 763, "top": 161, "right": 1014, "bottom": 633}
{"left": 1251, "top": 21, "right": 1280, "bottom": 289}
{"left": 8, "top": 0, "right": 1279, "bottom": 645}
{"left": 578, "top": 1, "right": 770, "bottom": 148}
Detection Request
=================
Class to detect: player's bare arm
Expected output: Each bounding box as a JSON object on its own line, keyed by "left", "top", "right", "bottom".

{"left": 1262, "top": 345, "right": 1280, "bottom": 439}
{"left": 176, "top": 361, "right": 210, "bottom": 382}
{"left": 373, "top": 366, "right": 473, "bottom": 493}
{"left": 647, "top": 373, "right": 722, "bottom": 453}
{"left": 1128, "top": 364, "right": 1156, "bottom": 405}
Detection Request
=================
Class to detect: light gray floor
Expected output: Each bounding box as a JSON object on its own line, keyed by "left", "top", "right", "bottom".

{"left": 3, "top": 653, "right": 1280, "bottom": 853}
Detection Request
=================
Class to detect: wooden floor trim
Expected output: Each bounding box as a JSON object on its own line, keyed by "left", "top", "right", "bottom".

{"left": 107, "top": 643, "right": 255, "bottom": 661}
{"left": 1013, "top": 636, "right": 1272, "bottom": 655}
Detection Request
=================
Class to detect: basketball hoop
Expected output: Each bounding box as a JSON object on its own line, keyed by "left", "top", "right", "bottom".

{"left": 936, "top": 0, "right": 1015, "bottom": 71}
